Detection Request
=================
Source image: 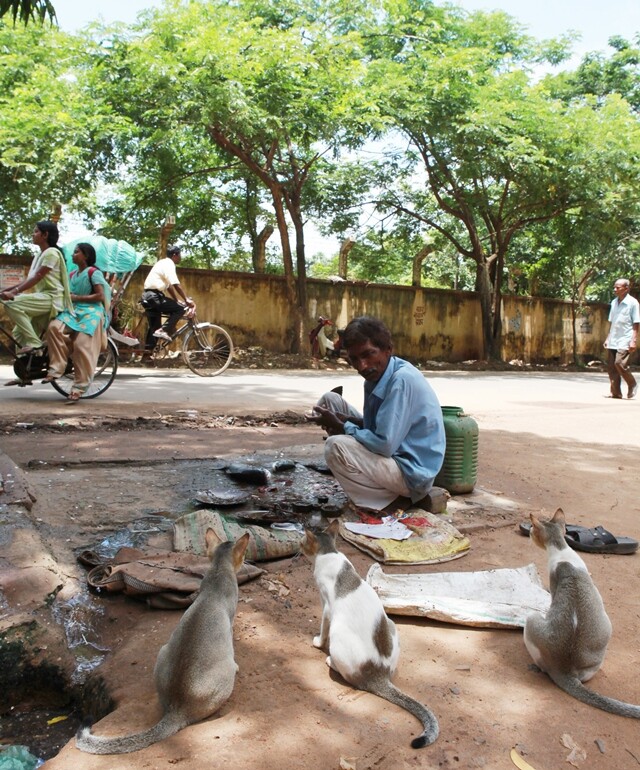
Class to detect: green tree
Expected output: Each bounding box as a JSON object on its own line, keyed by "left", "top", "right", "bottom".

{"left": 366, "top": 4, "right": 640, "bottom": 359}
{"left": 88, "top": 0, "right": 373, "bottom": 351}
{"left": 566, "top": 34, "right": 640, "bottom": 112}
{"left": 0, "top": 20, "right": 122, "bottom": 251}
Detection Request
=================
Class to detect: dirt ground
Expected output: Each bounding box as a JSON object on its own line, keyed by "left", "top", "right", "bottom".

{"left": 1, "top": 386, "right": 640, "bottom": 770}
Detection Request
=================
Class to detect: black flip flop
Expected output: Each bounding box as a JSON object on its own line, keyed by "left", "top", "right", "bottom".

{"left": 565, "top": 526, "right": 638, "bottom": 555}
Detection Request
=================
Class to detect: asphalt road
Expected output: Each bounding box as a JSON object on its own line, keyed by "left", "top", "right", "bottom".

{"left": 0, "top": 363, "right": 634, "bottom": 446}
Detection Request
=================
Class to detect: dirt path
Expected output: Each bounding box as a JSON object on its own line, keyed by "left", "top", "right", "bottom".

{"left": 1, "top": 383, "right": 640, "bottom": 770}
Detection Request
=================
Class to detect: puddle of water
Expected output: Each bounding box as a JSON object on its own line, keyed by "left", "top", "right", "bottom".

{"left": 51, "top": 593, "right": 109, "bottom": 684}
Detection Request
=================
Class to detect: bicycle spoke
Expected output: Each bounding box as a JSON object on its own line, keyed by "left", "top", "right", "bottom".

{"left": 51, "top": 339, "right": 118, "bottom": 399}
{"left": 182, "top": 324, "right": 233, "bottom": 377}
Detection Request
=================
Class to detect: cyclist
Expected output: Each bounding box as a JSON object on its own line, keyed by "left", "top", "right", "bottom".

{"left": 0, "top": 220, "right": 73, "bottom": 386}
{"left": 140, "top": 246, "right": 195, "bottom": 356}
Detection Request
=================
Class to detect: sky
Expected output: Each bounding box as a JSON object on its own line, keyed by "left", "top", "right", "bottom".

{"left": 52, "top": 0, "right": 640, "bottom": 58}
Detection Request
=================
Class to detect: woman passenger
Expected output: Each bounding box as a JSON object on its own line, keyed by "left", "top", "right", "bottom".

{"left": 43, "top": 243, "right": 111, "bottom": 402}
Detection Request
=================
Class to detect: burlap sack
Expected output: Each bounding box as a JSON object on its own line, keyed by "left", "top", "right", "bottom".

{"left": 82, "top": 546, "right": 264, "bottom": 609}
{"left": 173, "top": 510, "right": 303, "bottom": 561}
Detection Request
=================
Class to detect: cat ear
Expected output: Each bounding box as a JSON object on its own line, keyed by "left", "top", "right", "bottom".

{"left": 205, "top": 527, "right": 224, "bottom": 556}
{"left": 231, "top": 532, "right": 251, "bottom": 570}
{"left": 300, "top": 529, "right": 318, "bottom": 556}
{"left": 326, "top": 519, "right": 340, "bottom": 539}
{"left": 551, "top": 508, "right": 565, "bottom": 525}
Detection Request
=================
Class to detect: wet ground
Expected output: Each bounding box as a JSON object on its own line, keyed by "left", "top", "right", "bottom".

{"left": 1, "top": 370, "right": 639, "bottom": 770}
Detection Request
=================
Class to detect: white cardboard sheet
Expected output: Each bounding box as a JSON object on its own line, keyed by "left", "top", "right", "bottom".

{"left": 366, "top": 562, "right": 551, "bottom": 628}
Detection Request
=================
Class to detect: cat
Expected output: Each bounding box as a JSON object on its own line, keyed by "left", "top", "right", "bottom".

{"left": 525, "top": 508, "right": 640, "bottom": 718}
{"left": 76, "top": 530, "right": 251, "bottom": 754}
{"left": 301, "top": 519, "right": 439, "bottom": 748}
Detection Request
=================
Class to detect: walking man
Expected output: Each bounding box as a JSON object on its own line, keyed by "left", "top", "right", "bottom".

{"left": 604, "top": 278, "right": 639, "bottom": 399}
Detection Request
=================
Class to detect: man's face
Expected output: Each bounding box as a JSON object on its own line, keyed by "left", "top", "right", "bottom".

{"left": 614, "top": 281, "right": 629, "bottom": 300}
{"left": 346, "top": 338, "right": 392, "bottom": 383}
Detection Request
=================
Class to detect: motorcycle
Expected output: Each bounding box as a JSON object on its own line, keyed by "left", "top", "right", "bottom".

{"left": 309, "top": 317, "right": 344, "bottom": 359}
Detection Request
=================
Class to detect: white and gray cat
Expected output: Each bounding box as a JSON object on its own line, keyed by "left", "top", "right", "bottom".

{"left": 525, "top": 509, "right": 640, "bottom": 718}
{"left": 76, "top": 530, "right": 251, "bottom": 754}
{"left": 301, "top": 519, "right": 439, "bottom": 748}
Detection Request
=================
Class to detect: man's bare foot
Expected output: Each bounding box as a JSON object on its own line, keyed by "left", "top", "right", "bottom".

{"left": 380, "top": 496, "right": 412, "bottom": 515}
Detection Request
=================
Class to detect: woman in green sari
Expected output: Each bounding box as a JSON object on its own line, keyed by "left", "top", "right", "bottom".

{"left": 44, "top": 243, "right": 112, "bottom": 402}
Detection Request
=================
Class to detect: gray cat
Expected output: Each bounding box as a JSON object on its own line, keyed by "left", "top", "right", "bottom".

{"left": 301, "top": 519, "right": 439, "bottom": 748}
{"left": 525, "top": 509, "right": 640, "bottom": 718}
{"left": 76, "top": 530, "right": 251, "bottom": 754}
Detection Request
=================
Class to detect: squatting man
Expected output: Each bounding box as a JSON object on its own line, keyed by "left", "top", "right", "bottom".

{"left": 308, "top": 316, "right": 445, "bottom": 514}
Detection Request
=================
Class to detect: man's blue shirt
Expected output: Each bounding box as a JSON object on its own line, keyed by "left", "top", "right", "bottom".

{"left": 343, "top": 356, "right": 445, "bottom": 500}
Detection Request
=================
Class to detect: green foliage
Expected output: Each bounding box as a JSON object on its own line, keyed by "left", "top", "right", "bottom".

{"left": 2, "top": 0, "right": 640, "bottom": 363}
{"left": 0, "top": 19, "right": 127, "bottom": 250}
{"left": 567, "top": 34, "right": 640, "bottom": 112}
{"left": 361, "top": 3, "right": 640, "bottom": 356}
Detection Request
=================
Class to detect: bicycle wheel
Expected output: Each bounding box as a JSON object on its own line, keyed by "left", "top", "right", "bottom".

{"left": 51, "top": 339, "right": 119, "bottom": 399}
{"left": 182, "top": 323, "right": 233, "bottom": 377}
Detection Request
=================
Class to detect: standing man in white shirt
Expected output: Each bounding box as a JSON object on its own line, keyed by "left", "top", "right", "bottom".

{"left": 140, "top": 246, "right": 195, "bottom": 354}
{"left": 604, "top": 278, "right": 640, "bottom": 399}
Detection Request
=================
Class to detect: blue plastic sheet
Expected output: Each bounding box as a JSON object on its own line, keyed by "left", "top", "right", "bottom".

{"left": 61, "top": 236, "right": 145, "bottom": 275}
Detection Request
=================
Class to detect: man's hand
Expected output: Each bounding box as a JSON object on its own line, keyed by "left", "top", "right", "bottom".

{"left": 305, "top": 405, "right": 356, "bottom": 436}
{"left": 0, "top": 288, "right": 17, "bottom": 300}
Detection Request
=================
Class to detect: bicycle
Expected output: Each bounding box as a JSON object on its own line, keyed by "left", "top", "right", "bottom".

{"left": 0, "top": 320, "right": 118, "bottom": 400}
{"left": 114, "top": 307, "right": 234, "bottom": 377}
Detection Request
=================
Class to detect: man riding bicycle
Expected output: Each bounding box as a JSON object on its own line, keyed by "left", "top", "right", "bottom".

{"left": 140, "top": 245, "right": 195, "bottom": 356}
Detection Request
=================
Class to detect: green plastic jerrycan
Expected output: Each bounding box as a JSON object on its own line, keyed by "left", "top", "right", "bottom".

{"left": 435, "top": 405, "right": 479, "bottom": 494}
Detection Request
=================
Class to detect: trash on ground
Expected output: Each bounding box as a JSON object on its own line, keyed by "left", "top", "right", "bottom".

{"left": 340, "top": 511, "right": 470, "bottom": 565}
{"left": 561, "top": 733, "right": 587, "bottom": 766}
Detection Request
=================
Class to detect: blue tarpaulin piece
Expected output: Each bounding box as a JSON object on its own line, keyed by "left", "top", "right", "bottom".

{"left": 62, "top": 237, "right": 145, "bottom": 275}
{"left": 0, "top": 745, "right": 44, "bottom": 770}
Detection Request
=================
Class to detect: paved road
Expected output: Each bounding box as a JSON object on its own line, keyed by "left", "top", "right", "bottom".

{"left": 0, "top": 363, "right": 635, "bottom": 446}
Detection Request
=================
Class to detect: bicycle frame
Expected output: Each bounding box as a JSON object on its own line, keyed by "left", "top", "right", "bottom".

{"left": 0, "top": 320, "right": 19, "bottom": 359}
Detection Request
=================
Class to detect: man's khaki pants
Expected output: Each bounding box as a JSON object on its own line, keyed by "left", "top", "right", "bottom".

{"left": 318, "top": 391, "right": 410, "bottom": 510}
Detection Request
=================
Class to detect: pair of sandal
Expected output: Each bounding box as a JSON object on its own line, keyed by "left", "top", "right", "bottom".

{"left": 40, "top": 374, "right": 81, "bottom": 402}
{"left": 4, "top": 378, "right": 32, "bottom": 387}
{"left": 519, "top": 521, "right": 638, "bottom": 554}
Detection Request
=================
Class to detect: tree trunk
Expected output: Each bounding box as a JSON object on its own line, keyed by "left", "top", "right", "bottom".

{"left": 491, "top": 250, "right": 505, "bottom": 356}
{"left": 289, "top": 200, "right": 307, "bottom": 355}
{"left": 475, "top": 260, "right": 496, "bottom": 360}
{"left": 412, "top": 243, "right": 434, "bottom": 287}
{"left": 269, "top": 190, "right": 299, "bottom": 352}
{"left": 253, "top": 225, "right": 273, "bottom": 273}
{"left": 338, "top": 238, "right": 355, "bottom": 279}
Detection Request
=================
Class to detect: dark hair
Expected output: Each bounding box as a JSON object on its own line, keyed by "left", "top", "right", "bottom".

{"left": 342, "top": 316, "right": 393, "bottom": 351}
{"left": 35, "top": 220, "right": 59, "bottom": 247}
{"left": 167, "top": 245, "right": 181, "bottom": 257}
{"left": 76, "top": 242, "right": 97, "bottom": 267}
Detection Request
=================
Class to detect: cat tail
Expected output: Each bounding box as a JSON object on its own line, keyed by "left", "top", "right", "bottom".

{"left": 550, "top": 672, "right": 640, "bottom": 719}
{"left": 75, "top": 712, "right": 188, "bottom": 754}
{"left": 366, "top": 679, "right": 439, "bottom": 748}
